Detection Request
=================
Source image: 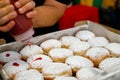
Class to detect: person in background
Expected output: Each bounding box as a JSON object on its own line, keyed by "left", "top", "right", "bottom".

{"left": 0, "top": 0, "right": 71, "bottom": 43}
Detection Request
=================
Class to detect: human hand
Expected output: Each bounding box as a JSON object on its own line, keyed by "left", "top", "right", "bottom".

{"left": 0, "top": 0, "right": 17, "bottom": 32}
{"left": 0, "top": 0, "right": 36, "bottom": 32}
{"left": 14, "top": 0, "right": 36, "bottom": 19}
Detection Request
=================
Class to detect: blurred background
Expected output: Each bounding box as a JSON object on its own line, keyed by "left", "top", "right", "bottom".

{"left": 59, "top": 0, "right": 120, "bottom": 30}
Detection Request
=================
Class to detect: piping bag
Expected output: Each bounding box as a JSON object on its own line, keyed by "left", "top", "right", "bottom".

{"left": 9, "top": 0, "right": 34, "bottom": 42}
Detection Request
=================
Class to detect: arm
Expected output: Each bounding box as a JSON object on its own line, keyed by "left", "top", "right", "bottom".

{"left": 32, "top": 0, "right": 68, "bottom": 28}
{"left": 0, "top": 0, "right": 17, "bottom": 32}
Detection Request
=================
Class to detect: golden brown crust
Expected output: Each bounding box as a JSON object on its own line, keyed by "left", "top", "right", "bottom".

{"left": 85, "top": 54, "right": 110, "bottom": 67}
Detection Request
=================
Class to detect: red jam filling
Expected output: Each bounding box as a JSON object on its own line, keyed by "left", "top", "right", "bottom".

{"left": 13, "top": 62, "right": 19, "bottom": 66}
{"left": 27, "top": 42, "right": 32, "bottom": 46}
{"left": 34, "top": 57, "right": 42, "bottom": 61}
{"left": 6, "top": 53, "right": 10, "bottom": 57}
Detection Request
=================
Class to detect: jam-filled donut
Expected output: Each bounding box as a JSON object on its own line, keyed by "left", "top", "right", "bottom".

{"left": 0, "top": 51, "right": 21, "bottom": 65}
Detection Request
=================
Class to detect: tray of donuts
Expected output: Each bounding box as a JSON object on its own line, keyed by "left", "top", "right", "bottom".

{"left": 0, "top": 21, "right": 120, "bottom": 80}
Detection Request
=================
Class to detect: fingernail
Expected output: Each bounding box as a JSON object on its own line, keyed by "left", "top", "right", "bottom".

{"left": 9, "top": 5, "right": 14, "bottom": 10}
{"left": 15, "top": 1, "right": 21, "bottom": 8}
{"left": 5, "top": 0, "right": 10, "bottom": 4}
{"left": 19, "top": 8, "right": 24, "bottom": 14}
{"left": 12, "top": 11, "right": 17, "bottom": 17}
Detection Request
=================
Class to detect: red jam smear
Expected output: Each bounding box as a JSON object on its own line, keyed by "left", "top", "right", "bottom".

{"left": 6, "top": 53, "right": 10, "bottom": 57}
{"left": 13, "top": 62, "right": 19, "bottom": 66}
{"left": 34, "top": 57, "right": 42, "bottom": 61}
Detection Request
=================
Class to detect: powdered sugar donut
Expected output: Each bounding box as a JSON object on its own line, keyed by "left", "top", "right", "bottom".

{"left": 20, "top": 44, "right": 44, "bottom": 60}
{"left": 69, "top": 41, "right": 91, "bottom": 55}
{"left": 75, "top": 30, "right": 95, "bottom": 41}
{"left": 99, "top": 58, "right": 120, "bottom": 72}
{"left": 0, "top": 51, "right": 21, "bottom": 65}
{"left": 76, "top": 67, "right": 103, "bottom": 80}
{"left": 48, "top": 48, "right": 73, "bottom": 62}
{"left": 104, "top": 43, "right": 120, "bottom": 57}
{"left": 40, "top": 39, "right": 61, "bottom": 53}
{"left": 3, "top": 60, "right": 30, "bottom": 79}
{"left": 27, "top": 54, "right": 53, "bottom": 72}
{"left": 59, "top": 36, "right": 81, "bottom": 48}
{"left": 65, "top": 56, "right": 94, "bottom": 73}
{"left": 14, "top": 69, "right": 44, "bottom": 80}
{"left": 42, "top": 62, "right": 72, "bottom": 80}
{"left": 54, "top": 76, "right": 78, "bottom": 80}
{"left": 84, "top": 47, "right": 110, "bottom": 67}
{"left": 88, "top": 37, "right": 109, "bottom": 47}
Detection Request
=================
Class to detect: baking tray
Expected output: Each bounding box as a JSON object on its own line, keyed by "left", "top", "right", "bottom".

{"left": 0, "top": 21, "right": 120, "bottom": 80}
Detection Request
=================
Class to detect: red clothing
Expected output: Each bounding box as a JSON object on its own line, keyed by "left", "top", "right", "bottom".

{"left": 59, "top": 5, "right": 99, "bottom": 30}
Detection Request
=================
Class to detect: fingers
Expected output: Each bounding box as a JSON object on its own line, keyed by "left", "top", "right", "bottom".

{"left": 26, "top": 10, "right": 37, "bottom": 18}
{"left": 0, "top": 4, "right": 15, "bottom": 18}
{"left": 16, "top": 0, "right": 32, "bottom": 7}
{"left": 19, "top": 1, "right": 35, "bottom": 14}
{"left": 0, "top": 11, "right": 17, "bottom": 25}
{"left": 0, "top": 0, "right": 10, "bottom": 8}
{"left": 0, "top": 0, "right": 16, "bottom": 32}
{"left": 14, "top": 0, "right": 35, "bottom": 14}
{"left": 0, "top": 20, "right": 15, "bottom": 32}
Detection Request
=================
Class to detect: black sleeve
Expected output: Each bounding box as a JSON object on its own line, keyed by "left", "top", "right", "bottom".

{"left": 34, "top": 0, "right": 45, "bottom": 7}
{"left": 56, "top": 0, "right": 71, "bottom": 5}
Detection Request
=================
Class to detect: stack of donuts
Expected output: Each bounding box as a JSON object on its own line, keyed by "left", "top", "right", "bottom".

{"left": 0, "top": 30, "right": 120, "bottom": 80}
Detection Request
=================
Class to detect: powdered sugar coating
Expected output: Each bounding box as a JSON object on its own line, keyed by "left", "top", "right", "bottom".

{"left": 3, "top": 60, "right": 30, "bottom": 78}
{"left": 65, "top": 56, "right": 94, "bottom": 72}
{"left": 14, "top": 69, "right": 44, "bottom": 80}
{"left": 104, "top": 43, "right": 120, "bottom": 57}
{"left": 42, "top": 62, "right": 72, "bottom": 79}
{"left": 85, "top": 47, "right": 110, "bottom": 67}
{"left": 88, "top": 37, "right": 109, "bottom": 47}
{"left": 20, "top": 44, "right": 44, "bottom": 60}
{"left": 75, "top": 30, "right": 95, "bottom": 41}
{"left": 49, "top": 48, "right": 73, "bottom": 62}
{"left": 76, "top": 67, "right": 103, "bottom": 80}
{"left": 54, "top": 76, "right": 78, "bottom": 80}
{"left": 40, "top": 39, "right": 61, "bottom": 53}
{"left": 60, "top": 36, "right": 81, "bottom": 48}
{"left": 85, "top": 47, "right": 110, "bottom": 58}
{"left": 99, "top": 58, "right": 120, "bottom": 72}
{"left": 69, "top": 41, "right": 91, "bottom": 55}
{"left": 0, "top": 51, "right": 21, "bottom": 63}
{"left": 27, "top": 54, "right": 53, "bottom": 71}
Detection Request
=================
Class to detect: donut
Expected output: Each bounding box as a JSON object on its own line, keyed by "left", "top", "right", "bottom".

{"left": 59, "top": 36, "right": 81, "bottom": 48}
{"left": 65, "top": 56, "right": 94, "bottom": 73}
{"left": 75, "top": 30, "right": 95, "bottom": 41}
{"left": 27, "top": 54, "right": 53, "bottom": 72}
{"left": 3, "top": 60, "right": 30, "bottom": 79}
{"left": 14, "top": 69, "right": 44, "bottom": 80}
{"left": 0, "top": 51, "right": 21, "bottom": 65}
{"left": 48, "top": 48, "right": 73, "bottom": 62}
{"left": 104, "top": 43, "right": 120, "bottom": 57}
{"left": 42, "top": 62, "right": 72, "bottom": 80}
{"left": 40, "top": 39, "right": 61, "bottom": 53}
{"left": 69, "top": 41, "right": 91, "bottom": 55}
{"left": 20, "top": 44, "right": 44, "bottom": 60}
{"left": 84, "top": 47, "right": 110, "bottom": 67}
{"left": 99, "top": 57, "right": 120, "bottom": 72}
{"left": 54, "top": 76, "right": 78, "bottom": 80}
{"left": 76, "top": 67, "right": 103, "bottom": 80}
{"left": 88, "top": 37, "right": 109, "bottom": 47}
